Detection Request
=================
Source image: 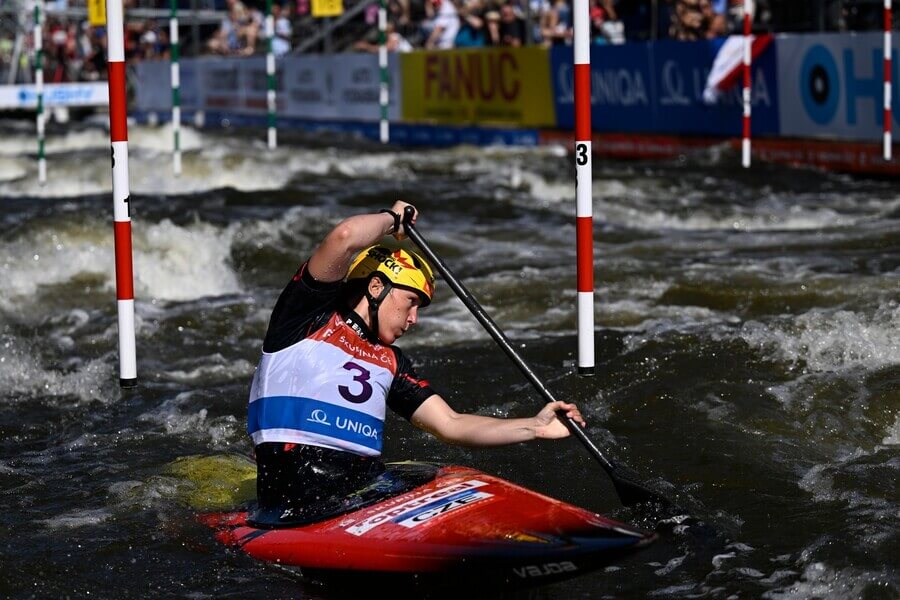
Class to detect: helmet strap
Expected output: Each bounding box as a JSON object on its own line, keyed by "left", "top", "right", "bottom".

{"left": 365, "top": 274, "right": 392, "bottom": 343}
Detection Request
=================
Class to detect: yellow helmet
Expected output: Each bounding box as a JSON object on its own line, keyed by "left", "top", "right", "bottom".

{"left": 347, "top": 245, "right": 435, "bottom": 307}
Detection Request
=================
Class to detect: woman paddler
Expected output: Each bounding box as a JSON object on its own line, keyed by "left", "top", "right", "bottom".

{"left": 246, "top": 201, "right": 585, "bottom": 525}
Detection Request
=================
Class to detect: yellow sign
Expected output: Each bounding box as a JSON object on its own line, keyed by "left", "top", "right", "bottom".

{"left": 311, "top": 0, "right": 343, "bottom": 18}
{"left": 87, "top": 0, "right": 107, "bottom": 26}
{"left": 400, "top": 47, "right": 556, "bottom": 127}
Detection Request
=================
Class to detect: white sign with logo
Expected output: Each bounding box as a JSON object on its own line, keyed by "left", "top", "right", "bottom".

{"left": 133, "top": 55, "right": 402, "bottom": 122}
{"left": 281, "top": 53, "right": 402, "bottom": 121}
{"left": 0, "top": 82, "right": 109, "bottom": 109}
{"left": 778, "top": 33, "right": 899, "bottom": 140}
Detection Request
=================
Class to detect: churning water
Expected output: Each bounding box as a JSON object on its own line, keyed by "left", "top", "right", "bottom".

{"left": 0, "top": 120, "right": 898, "bottom": 598}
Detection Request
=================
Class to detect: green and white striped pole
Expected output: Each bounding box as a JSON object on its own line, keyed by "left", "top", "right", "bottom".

{"left": 378, "top": 0, "right": 389, "bottom": 143}
{"left": 265, "top": 0, "right": 277, "bottom": 149}
{"left": 170, "top": 0, "right": 182, "bottom": 175}
{"left": 34, "top": 0, "right": 46, "bottom": 185}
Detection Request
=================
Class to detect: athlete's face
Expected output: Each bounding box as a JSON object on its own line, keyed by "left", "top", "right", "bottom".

{"left": 377, "top": 288, "right": 421, "bottom": 344}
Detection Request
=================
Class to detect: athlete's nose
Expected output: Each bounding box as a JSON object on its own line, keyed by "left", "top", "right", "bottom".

{"left": 408, "top": 306, "right": 418, "bottom": 325}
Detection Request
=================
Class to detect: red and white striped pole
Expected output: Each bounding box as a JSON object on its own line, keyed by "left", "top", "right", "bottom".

{"left": 574, "top": 0, "right": 594, "bottom": 376}
{"left": 106, "top": 0, "right": 137, "bottom": 387}
{"left": 742, "top": 0, "right": 752, "bottom": 168}
{"left": 884, "top": 0, "right": 892, "bottom": 161}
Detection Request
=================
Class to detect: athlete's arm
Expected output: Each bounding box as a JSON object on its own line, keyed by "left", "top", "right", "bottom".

{"left": 410, "top": 394, "right": 585, "bottom": 447}
{"left": 307, "top": 201, "right": 417, "bottom": 283}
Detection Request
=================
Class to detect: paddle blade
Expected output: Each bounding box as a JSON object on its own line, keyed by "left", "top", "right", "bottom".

{"left": 608, "top": 462, "right": 675, "bottom": 511}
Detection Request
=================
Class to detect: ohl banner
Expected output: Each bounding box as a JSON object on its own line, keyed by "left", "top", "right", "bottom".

{"left": 400, "top": 47, "right": 555, "bottom": 127}
{"left": 778, "top": 33, "right": 899, "bottom": 140}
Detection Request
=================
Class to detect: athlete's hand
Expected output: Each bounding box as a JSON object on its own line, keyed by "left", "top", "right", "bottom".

{"left": 391, "top": 200, "right": 416, "bottom": 240}
{"left": 533, "top": 401, "right": 585, "bottom": 440}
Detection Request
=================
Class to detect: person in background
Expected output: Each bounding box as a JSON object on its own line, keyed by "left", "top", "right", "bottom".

{"left": 669, "top": 0, "right": 711, "bottom": 41}
{"left": 353, "top": 20, "right": 415, "bottom": 52}
{"left": 423, "top": 0, "right": 460, "bottom": 49}
{"left": 455, "top": 0, "right": 487, "bottom": 47}
{"left": 247, "top": 201, "right": 585, "bottom": 526}
{"left": 540, "top": 0, "right": 572, "bottom": 46}
{"left": 207, "top": 0, "right": 257, "bottom": 55}
{"left": 498, "top": 1, "right": 526, "bottom": 46}
{"left": 708, "top": 0, "right": 729, "bottom": 37}
{"left": 271, "top": 2, "right": 293, "bottom": 57}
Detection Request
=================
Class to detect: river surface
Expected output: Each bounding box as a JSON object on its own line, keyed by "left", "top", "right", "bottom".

{"left": 0, "top": 120, "right": 898, "bottom": 599}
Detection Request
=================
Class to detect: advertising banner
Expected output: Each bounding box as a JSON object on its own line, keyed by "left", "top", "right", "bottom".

{"left": 650, "top": 40, "right": 779, "bottom": 136}
{"left": 134, "top": 59, "right": 199, "bottom": 111}
{"left": 550, "top": 40, "right": 779, "bottom": 136}
{"left": 239, "top": 57, "right": 287, "bottom": 115}
{"left": 0, "top": 82, "right": 109, "bottom": 109}
{"left": 400, "top": 47, "right": 555, "bottom": 127}
{"left": 777, "top": 33, "right": 898, "bottom": 140}
{"left": 135, "top": 55, "right": 401, "bottom": 122}
{"left": 282, "top": 53, "right": 401, "bottom": 121}
{"left": 551, "top": 43, "right": 654, "bottom": 132}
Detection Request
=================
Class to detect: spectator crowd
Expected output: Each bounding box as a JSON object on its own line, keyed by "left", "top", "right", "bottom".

{"left": 4, "top": 0, "right": 891, "bottom": 85}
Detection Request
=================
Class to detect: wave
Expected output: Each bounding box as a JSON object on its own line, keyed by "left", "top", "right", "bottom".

{"left": 741, "top": 303, "right": 900, "bottom": 373}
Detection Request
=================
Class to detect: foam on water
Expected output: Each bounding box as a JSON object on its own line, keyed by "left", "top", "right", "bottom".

{"left": 138, "top": 391, "right": 244, "bottom": 450}
{"left": 741, "top": 303, "right": 900, "bottom": 373}
{"left": 0, "top": 130, "right": 413, "bottom": 197}
{"left": 0, "top": 156, "right": 28, "bottom": 182}
{"left": 512, "top": 166, "right": 884, "bottom": 232}
{"left": 0, "top": 217, "right": 242, "bottom": 309}
{"left": 0, "top": 335, "right": 116, "bottom": 403}
{"left": 160, "top": 356, "right": 255, "bottom": 384}
{"left": 882, "top": 414, "right": 900, "bottom": 445}
{"left": 128, "top": 122, "right": 205, "bottom": 153}
{"left": 763, "top": 562, "right": 893, "bottom": 600}
{"left": 0, "top": 128, "right": 108, "bottom": 156}
{"left": 39, "top": 508, "right": 113, "bottom": 530}
{"left": 135, "top": 219, "right": 242, "bottom": 302}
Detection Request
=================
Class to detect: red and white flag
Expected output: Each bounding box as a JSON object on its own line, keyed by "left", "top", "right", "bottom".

{"left": 703, "top": 33, "right": 773, "bottom": 104}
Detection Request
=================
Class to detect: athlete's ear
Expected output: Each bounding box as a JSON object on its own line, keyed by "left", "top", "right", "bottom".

{"left": 367, "top": 275, "right": 385, "bottom": 297}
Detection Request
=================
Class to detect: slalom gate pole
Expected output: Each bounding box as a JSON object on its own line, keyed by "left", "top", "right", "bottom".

{"left": 106, "top": 0, "right": 138, "bottom": 387}
{"left": 34, "top": 0, "right": 46, "bottom": 185}
{"left": 742, "top": 0, "right": 752, "bottom": 168}
{"left": 574, "top": 0, "right": 594, "bottom": 376}
{"left": 885, "top": 0, "right": 892, "bottom": 161}
{"left": 378, "top": 0, "right": 389, "bottom": 144}
{"left": 265, "top": 0, "right": 277, "bottom": 149}
{"left": 170, "top": 0, "right": 182, "bottom": 175}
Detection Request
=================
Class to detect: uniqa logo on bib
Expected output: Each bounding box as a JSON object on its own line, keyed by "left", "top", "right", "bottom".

{"left": 336, "top": 416, "right": 379, "bottom": 440}
{"left": 308, "top": 409, "right": 330, "bottom": 425}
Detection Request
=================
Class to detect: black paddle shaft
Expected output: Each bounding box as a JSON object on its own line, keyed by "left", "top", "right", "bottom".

{"left": 401, "top": 207, "right": 676, "bottom": 511}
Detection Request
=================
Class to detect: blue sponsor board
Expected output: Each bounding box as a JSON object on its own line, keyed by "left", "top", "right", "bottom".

{"left": 551, "top": 44, "right": 655, "bottom": 132}
{"left": 551, "top": 40, "right": 779, "bottom": 136}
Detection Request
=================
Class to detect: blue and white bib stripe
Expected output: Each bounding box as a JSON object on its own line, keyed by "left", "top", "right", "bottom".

{"left": 247, "top": 313, "right": 395, "bottom": 457}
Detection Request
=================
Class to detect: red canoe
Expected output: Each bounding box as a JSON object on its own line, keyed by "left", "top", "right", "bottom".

{"left": 202, "top": 462, "right": 656, "bottom": 590}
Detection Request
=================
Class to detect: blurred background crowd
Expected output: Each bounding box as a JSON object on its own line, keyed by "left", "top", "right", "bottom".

{"left": 0, "top": 0, "right": 896, "bottom": 83}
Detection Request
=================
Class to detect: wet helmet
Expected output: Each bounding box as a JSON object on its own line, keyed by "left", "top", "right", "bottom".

{"left": 347, "top": 245, "right": 435, "bottom": 307}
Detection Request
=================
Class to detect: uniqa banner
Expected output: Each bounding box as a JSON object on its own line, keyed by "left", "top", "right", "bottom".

{"left": 549, "top": 40, "right": 780, "bottom": 136}
{"left": 400, "top": 47, "right": 556, "bottom": 127}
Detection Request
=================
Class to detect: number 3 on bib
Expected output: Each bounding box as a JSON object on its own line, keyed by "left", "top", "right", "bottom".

{"left": 339, "top": 361, "right": 373, "bottom": 404}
